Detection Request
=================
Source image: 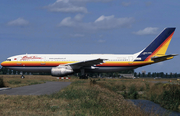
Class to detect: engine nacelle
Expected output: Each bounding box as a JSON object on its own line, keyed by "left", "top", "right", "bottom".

{"left": 51, "top": 65, "right": 73, "bottom": 77}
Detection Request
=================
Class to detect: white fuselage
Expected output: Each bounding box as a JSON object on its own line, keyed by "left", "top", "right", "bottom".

{"left": 1, "top": 53, "right": 143, "bottom": 73}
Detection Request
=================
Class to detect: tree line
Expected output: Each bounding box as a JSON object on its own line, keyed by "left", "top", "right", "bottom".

{"left": 0, "top": 66, "right": 179, "bottom": 78}
{"left": 134, "top": 72, "right": 180, "bottom": 78}
{"left": 0, "top": 66, "right": 51, "bottom": 75}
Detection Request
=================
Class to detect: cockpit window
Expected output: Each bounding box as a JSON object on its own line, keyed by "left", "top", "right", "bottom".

{"left": 6, "top": 59, "right": 11, "bottom": 61}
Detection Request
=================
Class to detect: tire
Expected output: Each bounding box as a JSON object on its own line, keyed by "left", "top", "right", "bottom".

{"left": 21, "top": 75, "right": 25, "bottom": 79}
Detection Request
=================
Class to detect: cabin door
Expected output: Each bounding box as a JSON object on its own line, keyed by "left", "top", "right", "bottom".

{"left": 17, "top": 57, "right": 22, "bottom": 65}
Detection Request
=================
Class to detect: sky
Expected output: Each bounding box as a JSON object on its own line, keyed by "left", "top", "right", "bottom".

{"left": 0, "top": 0, "right": 180, "bottom": 73}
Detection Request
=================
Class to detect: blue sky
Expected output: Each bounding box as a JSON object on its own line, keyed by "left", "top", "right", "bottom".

{"left": 0, "top": 0, "right": 180, "bottom": 73}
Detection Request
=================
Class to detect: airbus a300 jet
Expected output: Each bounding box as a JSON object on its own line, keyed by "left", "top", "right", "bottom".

{"left": 1, "top": 28, "right": 177, "bottom": 79}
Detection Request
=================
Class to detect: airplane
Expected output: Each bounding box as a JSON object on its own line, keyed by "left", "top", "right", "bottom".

{"left": 1, "top": 27, "right": 178, "bottom": 79}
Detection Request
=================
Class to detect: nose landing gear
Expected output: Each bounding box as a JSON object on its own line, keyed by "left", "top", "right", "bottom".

{"left": 21, "top": 75, "right": 25, "bottom": 79}
{"left": 20, "top": 72, "right": 25, "bottom": 79}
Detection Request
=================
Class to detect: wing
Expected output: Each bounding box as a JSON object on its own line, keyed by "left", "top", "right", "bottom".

{"left": 151, "top": 54, "right": 178, "bottom": 62}
{"left": 64, "top": 58, "right": 106, "bottom": 69}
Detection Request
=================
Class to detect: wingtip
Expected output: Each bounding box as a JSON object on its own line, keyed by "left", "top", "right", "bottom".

{"left": 172, "top": 54, "right": 178, "bottom": 56}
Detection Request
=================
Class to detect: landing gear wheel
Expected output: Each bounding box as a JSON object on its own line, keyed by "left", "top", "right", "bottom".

{"left": 79, "top": 69, "right": 88, "bottom": 79}
{"left": 21, "top": 75, "right": 25, "bottom": 79}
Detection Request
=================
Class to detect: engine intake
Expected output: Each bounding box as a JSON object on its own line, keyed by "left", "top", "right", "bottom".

{"left": 51, "top": 65, "right": 73, "bottom": 77}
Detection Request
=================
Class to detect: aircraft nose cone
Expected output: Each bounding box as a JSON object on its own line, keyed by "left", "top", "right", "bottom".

{"left": 1, "top": 61, "right": 6, "bottom": 66}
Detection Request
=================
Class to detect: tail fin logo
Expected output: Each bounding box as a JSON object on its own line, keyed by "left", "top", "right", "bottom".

{"left": 142, "top": 52, "right": 152, "bottom": 55}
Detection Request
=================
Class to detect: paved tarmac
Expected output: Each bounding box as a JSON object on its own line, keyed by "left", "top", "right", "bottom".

{"left": 0, "top": 82, "right": 71, "bottom": 95}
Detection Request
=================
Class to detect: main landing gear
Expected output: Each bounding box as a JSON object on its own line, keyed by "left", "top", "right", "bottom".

{"left": 79, "top": 69, "right": 88, "bottom": 79}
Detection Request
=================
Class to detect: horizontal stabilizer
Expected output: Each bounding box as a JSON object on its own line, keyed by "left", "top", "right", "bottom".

{"left": 151, "top": 54, "right": 178, "bottom": 62}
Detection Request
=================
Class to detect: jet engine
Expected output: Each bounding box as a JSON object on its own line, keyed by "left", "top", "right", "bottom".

{"left": 51, "top": 65, "right": 73, "bottom": 77}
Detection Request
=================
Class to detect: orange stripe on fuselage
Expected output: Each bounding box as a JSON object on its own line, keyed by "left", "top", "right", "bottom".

{"left": 1, "top": 61, "right": 153, "bottom": 67}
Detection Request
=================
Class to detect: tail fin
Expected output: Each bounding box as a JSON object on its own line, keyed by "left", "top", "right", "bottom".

{"left": 135, "top": 27, "right": 176, "bottom": 61}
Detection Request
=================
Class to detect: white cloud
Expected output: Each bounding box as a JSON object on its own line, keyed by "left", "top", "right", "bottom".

{"left": 45, "top": 0, "right": 87, "bottom": 13}
{"left": 58, "top": 14, "right": 84, "bottom": 27}
{"left": 7, "top": 18, "right": 29, "bottom": 26}
{"left": 74, "top": 14, "right": 84, "bottom": 21}
{"left": 94, "top": 15, "right": 134, "bottom": 30}
{"left": 133, "top": 27, "right": 158, "bottom": 35}
{"left": 58, "top": 14, "right": 134, "bottom": 30}
{"left": 59, "top": 17, "right": 75, "bottom": 27}
{"left": 44, "top": 0, "right": 113, "bottom": 13}
{"left": 95, "top": 15, "right": 114, "bottom": 22}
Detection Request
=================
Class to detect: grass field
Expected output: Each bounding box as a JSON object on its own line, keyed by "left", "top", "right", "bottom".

{"left": 0, "top": 75, "right": 179, "bottom": 115}
{"left": 0, "top": 75, "right": 75, "bottom": 88}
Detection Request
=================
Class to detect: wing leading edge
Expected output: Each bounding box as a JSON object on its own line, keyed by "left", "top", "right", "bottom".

{"left": 64, "top": 58, "right": 107, "bottom": 69}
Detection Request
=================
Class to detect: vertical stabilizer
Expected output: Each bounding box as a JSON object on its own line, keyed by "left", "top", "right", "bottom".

{"left": 135, "top": 27, "right": 176, "bottom": 61}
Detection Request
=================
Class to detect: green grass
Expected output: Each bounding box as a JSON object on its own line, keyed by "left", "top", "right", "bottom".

{"left": 96, "top": 78, "right": 180, "bottom": 112}
{"left": 149, "top": 84, "right": 180, "bottom": 112}
{"left": 8, "top": 80, "right": 22, "bottom": 84}
{"left": 128, "top": 84, "right": 139, "bottom": 99}
{"left": 0, "top": 76, "right": 154, "bottom": 116}
{"left": 1, "top": 75, "right": 177, "bottom": 115}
